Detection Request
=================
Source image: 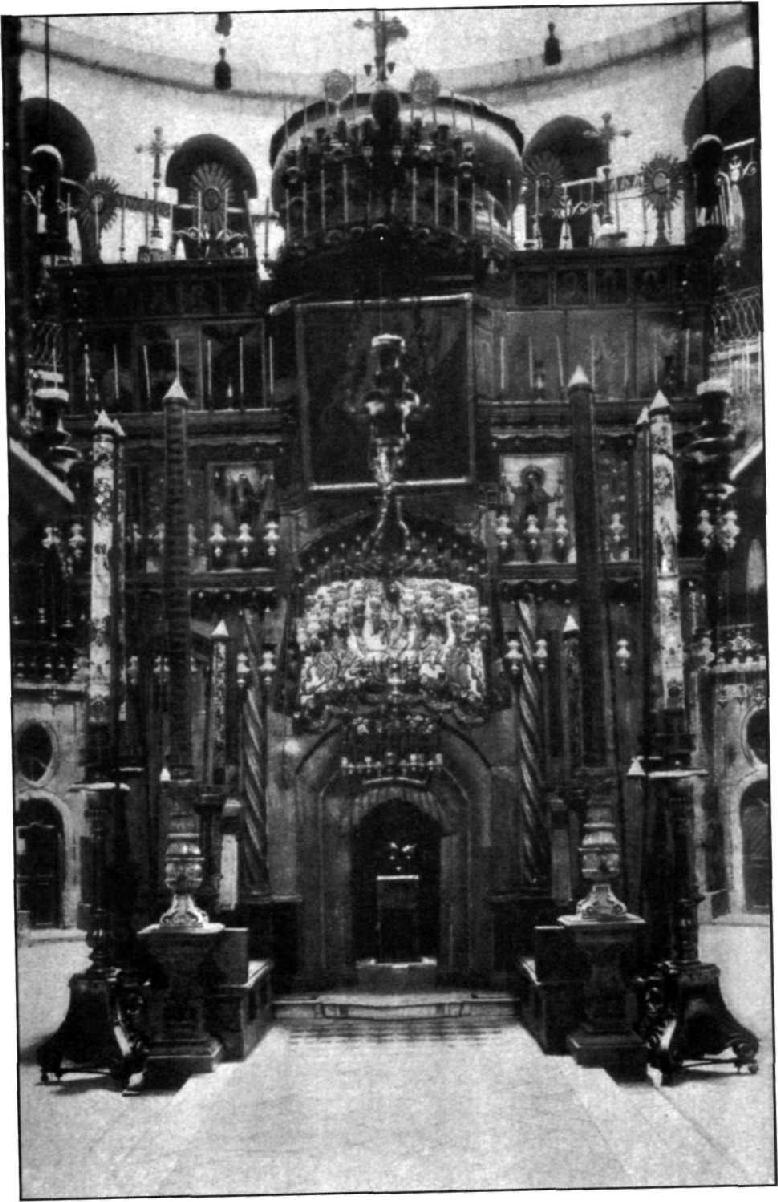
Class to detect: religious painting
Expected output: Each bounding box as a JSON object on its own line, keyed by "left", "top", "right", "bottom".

{"left": 498, "top": 454, "right": 574, "bottom": 563}
{"left": 296, "top": 293, "right": 475, "bottom": 491}
{"left": 207, "top": 462, "right": 275, "bottom": 568}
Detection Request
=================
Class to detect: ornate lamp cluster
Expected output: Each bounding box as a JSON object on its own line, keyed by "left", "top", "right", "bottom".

{"left": 340, "top": 707, "right": 444, "bottom": 784}
{"left": 685, "top": 379, "right": 739, "bottom": 556}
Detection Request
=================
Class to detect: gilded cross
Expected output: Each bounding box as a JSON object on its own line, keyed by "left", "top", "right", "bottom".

{"left": 354, "top": 9, "right": 408, "bottom": 81}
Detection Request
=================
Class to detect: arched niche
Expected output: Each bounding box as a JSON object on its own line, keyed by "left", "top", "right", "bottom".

{"left": 524, "top": 115, "right": 605, "bottom": 248}
{"left": 166, "top": 134, "right": 257, "bottom": 250}
{"left": 683, "top": 66, "right": 758, "bottom": 149}
{"left": 20, "top": 97, "right": 96, "bottom": 182}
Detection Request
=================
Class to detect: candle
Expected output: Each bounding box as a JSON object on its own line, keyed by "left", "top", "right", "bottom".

{"left": 590, "top": 335, "right": 596, "bottom": 390}
{"left": 144, "top": 191, "right": 149, "bottom": 243}
{"left": 142, "top": 344, "right": 151, "bottom": 403}
{"left": 500, "top": 335, "right": 506, "bottom": 392}
{"left": 120, "top": 197, "right": 126, "bottom": 261}
{"left": 507, "top": 178, "right": 514, "bottom": 242}
{"left": 528, "top": 336, "right": 533, "bottom": 389}
{"left": 453, "top": 175, "right": 459, "bottom": 232}
{"left": 684, "top": 328, "right": 691, "bottom": 386}
{"left": 113, "top": 344, "right": 119, "bottom": 401}
{"left": 206, "top": 338, "right": 212, "bottom": 402}
{"left": 556, "top": 335, "right": 564, "bottom": 391}
{"left": 352, "top": 75, "right": 357, "bottom": 119}
{"left": 269, "top": 336, "right": 275, "bottom": 394}
{"left": 320, "top": 165, "right": 326, "bottom": 229}
{"left": 83, "top": 347, "right": 90, "bottom": 404}
{"left": 175, "top": 339, "right": 180, "bottom": 378}
{"left": 239, "top": 335, "right": 245, "bottom": 401}
{"left": 343, "top": 163, "right": 349, "bottom": 224}
{"left": 434, "top": 167, "right": 439, "bottom": 225}
{"left": 264, "top": 197, "right": 270, "bottom": 257}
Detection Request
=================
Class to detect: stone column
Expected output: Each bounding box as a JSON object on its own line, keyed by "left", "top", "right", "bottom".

{"left": 514, "top": 595, "right": 550, "bottom": 889}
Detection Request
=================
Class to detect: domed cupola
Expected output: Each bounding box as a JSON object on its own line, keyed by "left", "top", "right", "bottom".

{"left": 268, "top": 12, "right": 524, "bottom": 288}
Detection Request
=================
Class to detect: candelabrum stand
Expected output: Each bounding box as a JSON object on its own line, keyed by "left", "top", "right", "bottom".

{"left": 557, "top": 768, "right": 647, "bottom": 1077}
{"left": 37, "top": 783, "right": 146, "bottom": 1088}
{"left": 636, "top": 769, "right": 758, "bottom": 1083}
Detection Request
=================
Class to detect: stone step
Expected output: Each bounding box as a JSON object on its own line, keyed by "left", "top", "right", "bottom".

{"left": 550, "top": 1051, "right": 765, "bottom": 1187}
{"left": 273, "top": 989, "right": 518, "bottom": 1024}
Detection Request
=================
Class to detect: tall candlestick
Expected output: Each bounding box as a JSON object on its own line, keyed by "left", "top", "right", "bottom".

{"left": 120, "top": 197, "right": 126, "bottom": 262}
{"left": 84, "top": 347, "right": 91, "bottom": 405}
{"left": 590, "top": 335, "right": 596, "bottom": 390}
{"left": 556, "top": 335, "right": 564, "bottom": 392}
{"left": 269, "top": 336, "right": 275, "bottom": 394}
{"left": 434, "top": 167, "right": 439, "bottom": 225}
{"left": 175, "top": 339, "right": 180, "bottom": 378}
{"left": 113, "top": 344, "right": 119, "bottom": 401}
{"left": 142, "top": 344, "right": 151, "bottom": 403}
{"left": 223, "top": 192, "right": 228, "bottom": 233}
{"left": 450, "top": 90, "right": 456, "bottom": 131}
{"left": 239, "top": 335, "right": 245, "bottom": 402}
{"left": 453, "top": 175, "right": 459, "bottom": 232}
{"left": 144, "top": 191, "right": 149, "bottom": 244}
{"left": 507, "top": 178, "right": 514, "bottom": 241}
{"left": 343, "top": 163, "right": 349, "bottom": 224}
{"left": 206, "top": 339, "right": 212, "bottom": 402}
{"left": 500, "top": 335, "right": 506, "bottom": 392}
{"left": 264, "top": 197, "right": 270, "bottom": 258}
{"left": 684, "top": 328, "right": 690, "bottom": 387}
{"left": 528, "top": 336, "right": 533, "bottom": 389}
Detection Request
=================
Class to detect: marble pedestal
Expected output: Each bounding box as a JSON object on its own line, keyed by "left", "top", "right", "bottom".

{"left": 138, "top": 922, "right": 224, "bottom": 1084}
{"left": 558, "top": 913, "right": 647, "bottom": 1077}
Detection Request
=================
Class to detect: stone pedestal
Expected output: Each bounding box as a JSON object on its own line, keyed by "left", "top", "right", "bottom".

{"left": 138, "top": 922, "right": 224, "bottom": 1083}
{"left": 558, "top": 913, "right": 647, "bottom": 1077}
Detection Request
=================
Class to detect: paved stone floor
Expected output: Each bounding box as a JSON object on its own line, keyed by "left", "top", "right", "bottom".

{"left": 15, "top": 924, "right": 776, "bottom": 1199}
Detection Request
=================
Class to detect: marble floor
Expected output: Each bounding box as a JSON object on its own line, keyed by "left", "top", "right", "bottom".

{"left": 15, "top": 924, "right": 775, "bottom": 1199}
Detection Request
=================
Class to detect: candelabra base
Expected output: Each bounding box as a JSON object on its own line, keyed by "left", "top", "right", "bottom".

{"left": 36, "top": 969, "right": 146, "bottom": 1089}
{"left": 637, "top": 959, "right": 759, "bottom": 1084}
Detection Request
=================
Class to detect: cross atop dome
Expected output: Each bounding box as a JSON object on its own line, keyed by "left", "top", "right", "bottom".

{"left": 354, "top": 8, "right": 409, "bottom": 82}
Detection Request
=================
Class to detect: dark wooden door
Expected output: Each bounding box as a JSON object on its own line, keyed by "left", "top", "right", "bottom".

{"left": 17, "top": 817, "right": 62, "bottom": 926}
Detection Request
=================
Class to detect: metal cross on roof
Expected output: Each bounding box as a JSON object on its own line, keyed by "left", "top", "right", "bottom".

{"left": 584, "top": 112, "right": 632, "bottom": 164}
{"left": 354, "top": 9, "right": 409, "bottom": 82}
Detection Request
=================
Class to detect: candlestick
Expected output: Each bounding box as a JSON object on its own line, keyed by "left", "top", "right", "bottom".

{"left": 453, "top": 175, "right": 459, "bottom": 232}
{"left": 83, "top": 347, "right": 90, "bottom": 406}
{"left": 500, "top": 335, "right": 506, "bottom": 392}
{"left": 119, "top": 197, "right": 126, "bottom": 262}
{"left": 269, "top": 336, "right": 275, "bottom": 395}
{"left": 434, "top": 167, "right": 439, "bottom": 225}
{"left": 264, "top": 197, "right": 270, "bottom": 258}
{"left": 144, "top": 191, "right": 149, "bottom": 244}
{"left": 528, "top": 336, "right": 533, "bottom": 390}
{"left": 223, "top": 192, "right": 228, "bottom": 234}
{"left": 556, "top": 334, "right": 564, "bottom": 392}
{"left": 206, "top": 339, "right": 212, "bottom": 403}
{"left": 684, "top": 328, "right": 690, "bottom": 387}
{"left": 175, "top": 339, "right": 180, "bottom": 378}
{"left": 142, "top": 344, "right": 151, "bottom": 404}
{"left": 239, "top": 335, "right": 245, "bottom": 402}
{"left": 352, "top": 75, "right": 357, "bottom": 119}
{"left": 343, "top": 163, "right": 349, "bottom": 225}
{"left": 113, "top": 344, "right": 119, "bottom": 402}
{"left": 590, "top": 335, "right": 596, "bottom": 390}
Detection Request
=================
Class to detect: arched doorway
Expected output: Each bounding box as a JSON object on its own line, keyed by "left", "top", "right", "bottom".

{"left": 352, "top": 799, "right": 441, "bottom": 963}
{"left": 16, "top": 797, "right": 65, "bottom": 927}
{"left": 740, "top": 783, "right": 770, "bottom": 913}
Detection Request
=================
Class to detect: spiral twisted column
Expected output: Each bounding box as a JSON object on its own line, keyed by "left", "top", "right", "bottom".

{"left": 515, "top": 596, "right": 550, "bottom": 890}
